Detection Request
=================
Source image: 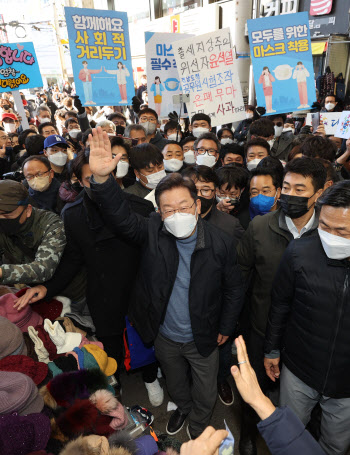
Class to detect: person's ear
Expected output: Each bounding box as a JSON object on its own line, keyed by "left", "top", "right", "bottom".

{"left": 26, "top": 205, "right": 33, "bottom": 218}
{"left": 315, "top": 187, "right": 324, "bottom": 201}
{"left": 209, "top": 127, "right": 212, "bottom": 132}
{"left": 324, "top": 180, "right": 333, "bottom": 190}
{"left": 189, "top": 125, "right": 192, "bottom": 132}
{"left": 221, "top": 159, "right": 224, "bottom": 166}
{"left": 196, "top": 197, "right": 201, "bottom": 215}
{"left": 276, "top": 188, "right": 281, "bottom": 199}
{"left": 134, "top": 169, "right": 141, "bottom": 179}
{"left": 43, "top": 149, "right": 48, "bottom": 157}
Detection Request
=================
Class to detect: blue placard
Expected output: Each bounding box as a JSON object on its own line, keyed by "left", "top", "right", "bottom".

{"left": 65, "top": 7, "right": 133, "bottom": 106}
{"left": 247, "top": 12, "right": 316, "bottom": 115}
{"left": 0, "top": 42, "right": 43, "bottom": 93}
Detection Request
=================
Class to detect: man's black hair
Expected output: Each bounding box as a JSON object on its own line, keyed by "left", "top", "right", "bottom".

{"left": 314, "top": 158, "right": 339, "bottom": 184}
{"left": 250, "top": 166, "right": 283, "bottom": 190}
{"left": 164, "top": 120, "right": 180, "bottom": 135}
{"left": 220, "top": 143, "right": 245, "bottom": 160}
{"left": 217, "top": 128, "right": 233, "bottom": 140}
{"left": 317, "top": 180, "right": 350, "bottom": 209}
{"left": 249, "top": 118, "right": 275, "bottom": 138}
{"left": 215, "top": 165, "right": 249, "bottom": 191}
{"left": 81, "top": 128, "right": 92, "bottom": 146}
{"left": 139, "top": 107, "right": 158, "bottom": 121}
{"left": 269, "top": 113, "right": 287, "bottom": 123}
{"left": 244, "top": 137, "right": 270, "bottom": 156}
{"left": 18, "top": 129, "right": 37, "bottom": 148}
{"left": 155, "top": 173, "right": 197, "bottom": 208}
{"left": 22, "top": 155, "right": 51, "bottom": 171}
{"left": 284, "top": 156, "right": 327, "bottom": 192}
{"left": 182, "top": 164, "right": 219, "bottom": 187}
{"left": 180, "top": 136, "right": 196, "bottom": 147}
{"left": 25, "top": 135, "right": 45, "bottom": 156}
{"left": 191, "top": 113, "right": 211, "bottom": 127}
{"left": 71, "top": 151, "right": 89, "bottom": 182}
{"left": 300, "top": 136, "right": 337, "bottom": 162}
{"left": 110, "top": 136, "right": 130, "bottom": 155}
{"left": 107, "top": 112, "right": 126, "bottom": 122}
{"left": 257, "top": 156, "right": 284, "bottom": 187}
{"left": 38, "top": 122, "right": 58, "bottom": 135}
{"left": 65, "top": 117, "right": 80, "bottom": 129}
{"left": 64, "top": 110, "right": 78, "bottom": 119}
{"left": 129, "top": 143, "right": 163, "bottom": 171}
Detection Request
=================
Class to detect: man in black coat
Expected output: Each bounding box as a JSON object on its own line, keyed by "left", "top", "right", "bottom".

{"left": 89, "top": 127, "right": 244, "bottom": 439}
{"left": 264, "top": 180, "right": 350, "bottom": 455}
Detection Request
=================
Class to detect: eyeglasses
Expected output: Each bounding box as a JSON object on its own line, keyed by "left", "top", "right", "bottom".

{"left": 195, "top": 147, "right": 217, "bottom": 156}
{"left": 25, "top": 170, "right": 50, "bottom": 181}
{"left": 161, "top": 201, "right": 196, "bottom": 218}
{"left": 197, "top": 188, "right": 215, "bottom": 197}
{"left": 0, "top": 135, "right": 8, "bottom": 140}
{"left": 140, "top": 117, "right": 157, "bottom": 123}
{"left": 250, "top": 188, "right": 275, "bottom": 197}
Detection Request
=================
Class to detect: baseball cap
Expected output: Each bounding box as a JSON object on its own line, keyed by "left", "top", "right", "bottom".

{"left": 1, "top": 113, "right": 17, "bottom": 122}
{"left": 43, "top": 134, "right": 68, "bottom": 149}
{"left": 0, "top": 180, "right": 29, "bottom": 213}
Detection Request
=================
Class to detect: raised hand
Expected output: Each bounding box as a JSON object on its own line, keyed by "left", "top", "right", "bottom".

{"left": 89, "top": 127, "right": 121, "bottom": 183}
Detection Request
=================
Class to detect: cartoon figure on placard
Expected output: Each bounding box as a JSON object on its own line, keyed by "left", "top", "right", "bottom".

{"left": 258, "top": 67, "right": 275, "bottom": 114}
{"left": 104, "top": 62, "right": 130, "bottom": 103}
{"left": 78, "top": 61, "right": 102, "bottom": 106}
{"left": 150, "top": 76, "right": 165, "bottom": 117}
{"left": 293, "top": 61, "right": 310, "bottom": 109}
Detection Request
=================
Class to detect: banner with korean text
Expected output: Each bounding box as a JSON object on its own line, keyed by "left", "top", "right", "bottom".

{"left": 145, "top": 32, "right": 192, "bottom": 119}
{"left": 247, "top": 12, "right": 315, "bottom": 116}
{"left": 173, "top": 28, "right": 245, "bottom": 127}
{"left": 0, "top": 42, "right": 42, "bottom": 93}
{"left": 65, "top": 7, "right": 133, "bottom": 106}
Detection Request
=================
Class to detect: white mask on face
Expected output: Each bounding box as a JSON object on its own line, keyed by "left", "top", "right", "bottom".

{"left": 318, "top": 228, "right": 350, "bottom": 260}
{"left": 164, "top": 210, "right": 198, "bottom": 239}
{"left": 141, "top": 122, "right": 157, "bottom": 136}
{"left": 196, "top": 153, "right": 216, "bottom": 168}
{"left": 39, "top": 117, "right": 50, "bottom": 124}
{"left": 325, "top": 103, "right": 335, "bottom": 111}
{"left": 167, "top": 133, "right": 181, "bottom": 142}
{"left": 69, "top": 129, "right": 80, "bottom": 139}
{"left": 116, "top": 160, "right": 129, "bottom": 178}
{"left": 247, "top": 158, "right": 261, "bottom": 171}
{"left": 274, "top": 125, "right": 283, "bottom": 137}
{"left": 141, "top": 169, "right": 166, "bottom": 189}
{"left": 184, "top": 150, "right": 195, "bottom": 164}
{"left": 221, "top": 138, "right": 234, "bottom": 145}
{"left": 192, "top": 127, "right": 209, "bottom": 138}
{"left": 28, "top": 175, "right": 51, "bottom": 192}
{"left": 163, "top": 158, "right": 183, "bottom": 172}
{"left": 48, "top": 151, "right": 67, "bottom": 167}
{"left": 268, "top": 139, "right": 275, "bottom": 148}
{"left": 4, "top": 122, "right": 16, "bottom": 133}
{"left": 283, "top": 127, "right": 295, "bottom": 134}
{"left": 246, "top": 112, "right": 254, "bottom": 120}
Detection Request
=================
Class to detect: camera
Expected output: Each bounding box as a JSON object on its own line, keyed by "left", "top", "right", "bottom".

{"left": 2, "top": 171, "right": 24, "bottom": 182}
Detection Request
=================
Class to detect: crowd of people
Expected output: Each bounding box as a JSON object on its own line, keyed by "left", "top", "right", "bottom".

{"left": 0, "top": 79, "right": 349, "bottom": 455}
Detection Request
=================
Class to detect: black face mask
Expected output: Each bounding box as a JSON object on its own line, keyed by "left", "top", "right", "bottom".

{"left": 12, "top": 145, "right": 22, "bottom": 155}
{"left": 2, "top": 105, "right": 10, "bottom": 110}
{"left": 199, "top": 196, "right": 214, "bottom": 214}
{"left": 279, "top": 193, "right": 315, "bottom": 219}
{"left": 0, "top": 210, "right": 25, "bottom": 235}
{"left": 116, "top": 125, "right": 125, "bottom": 136}
{"left": 71, "top": 182, "right": 82, "bottom": 193}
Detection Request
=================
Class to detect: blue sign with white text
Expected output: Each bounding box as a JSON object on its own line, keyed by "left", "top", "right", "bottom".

{"left": 247, "top": 12, "right": 315, "bottom": 116}
{"left": 65, "top": 7, "right": 133, "bottom": 106}
{"left": 0, "top": 42, "right": 42, "bottom": 93}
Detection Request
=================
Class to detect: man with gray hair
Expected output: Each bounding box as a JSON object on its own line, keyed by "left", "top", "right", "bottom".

{"left": 194, "top": 132, "right": 221, "bottom": 168}
{"left": 96, "top": 120, "right": 116, "bottom": 135}
{"left": 35, "top": 105, "right": 52, "bottom": 127}
{"left": 125, "top": 124, "right": 147, "bottom": 145}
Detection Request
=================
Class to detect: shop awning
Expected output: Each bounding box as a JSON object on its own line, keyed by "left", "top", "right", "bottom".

{"left": 312, "top": 41, "right": 327, "bottom": 55}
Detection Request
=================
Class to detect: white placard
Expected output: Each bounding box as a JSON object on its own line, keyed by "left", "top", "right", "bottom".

{"left": 306, "top": 112, "right": 341, "bottom": 135}
{"left": 335, "top": 111, "right": 350, "bottom": 139}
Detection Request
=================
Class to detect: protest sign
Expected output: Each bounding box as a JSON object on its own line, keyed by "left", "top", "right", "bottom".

{"left": 247, "top": 12, "right": 315, "bottom": 116}
{"left": 65, "top": 7, "right": 133, "bottom": 106}
{"left": 145, "top": 32, "right": 192, "bottom": 118}
{"left": 173, "top": 28, "right": 245, "bottom": 127}
{"left": 306, "top": 112, "right": 341, "bottom": 135}
{"left": 0, "top": 42, "right": 42, "bottom": 93}
{"left": 335, "top": 111, "right": 350, "bottom": 139}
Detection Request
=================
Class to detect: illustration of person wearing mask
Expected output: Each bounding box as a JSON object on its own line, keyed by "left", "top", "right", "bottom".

{"left": 78, "top": 61, "right": 102, "bottom": 105}
{"left": 150, "top": 76, "right": 165, "bottom": 117}
{"left": 293, "top": 61, "right": 310, "bottom": 109}
{"left": 258, "top": 67, "right": 275, "bottom": 114}
{"left": 104, "top": 62, "right": 130, "bottom": 103}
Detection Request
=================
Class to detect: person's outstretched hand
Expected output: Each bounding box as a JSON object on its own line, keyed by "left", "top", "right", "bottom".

{"left": 13, "top": 285, "right": 47, "bottom": 311}
{"left": 180, "top": 426, "right": 228, "bottom": 455}
{"left": 89, "top": 127, "right": 121, "bottom": 183}
{"left": 231, "top": 335, "right": 276, "bottom": 421}
{"left": 168, "top": 110, "right": 178, "bottom": 121}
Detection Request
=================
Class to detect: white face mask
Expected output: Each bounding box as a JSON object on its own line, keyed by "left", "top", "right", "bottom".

{"left": 116, "top": 160, "right": 129, "bottom": 178}
{"left": 318, "top": 228, "right": 350, "bottom": 260}
{"left": 48, "top": 151, "right": 67, "bottom": 167}
{"left": 221, "top": 138, "right": 234, "bottom": 145}
{"left": 247, "top": 158, "right": 261, "bottom": 171}
{"left": 283, "top": 127, "right": 295, "bottom": 134}
{"left": 163, "top": 158, "right": 183, "bottom": 173}
{"left": 274, "top": 125, "right": 283, "bottom": 137}
{"left": 141, "top": 122, "right": 157, "bottom": 136}
{"left": 196, "top": 153, "right": 216, "bottom": 168}
{"left": 4, "top": 123, "right": 16, "bottom": 133}
{"left": 325, "top": 103, "right": 335, "bottom": 111}
{"left": 28, "top": 175, "right": 51, "bottom": 192}
{"left": 184, "top": 150, "right": 195, "bottom": 164}
{"left": 268, "top": 139, "right": 275, "bottom": 148}
{"left": 140, "top": 169, "right": 166, "bottom": 190}
{"left": 167, "top": 133, "right": 181, "bottom": 142}
{"left": 246, "top": 112, "right": 254, "bottom": 119}
{"left": 164, "top": 210, "right": 198, "bottom": 239}
{"left": 39, "top": 117, "right": 50, "bottom": 124}
{"left": 69, "top": 129, "right": 81, "bottom": 139}
{"left": 192, "top": 127, "right": 209, "bottom": 138}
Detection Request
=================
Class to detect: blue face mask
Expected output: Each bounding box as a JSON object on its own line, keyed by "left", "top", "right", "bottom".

{"left": 249, "top": 193, "right": 277, "bottom": 219}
